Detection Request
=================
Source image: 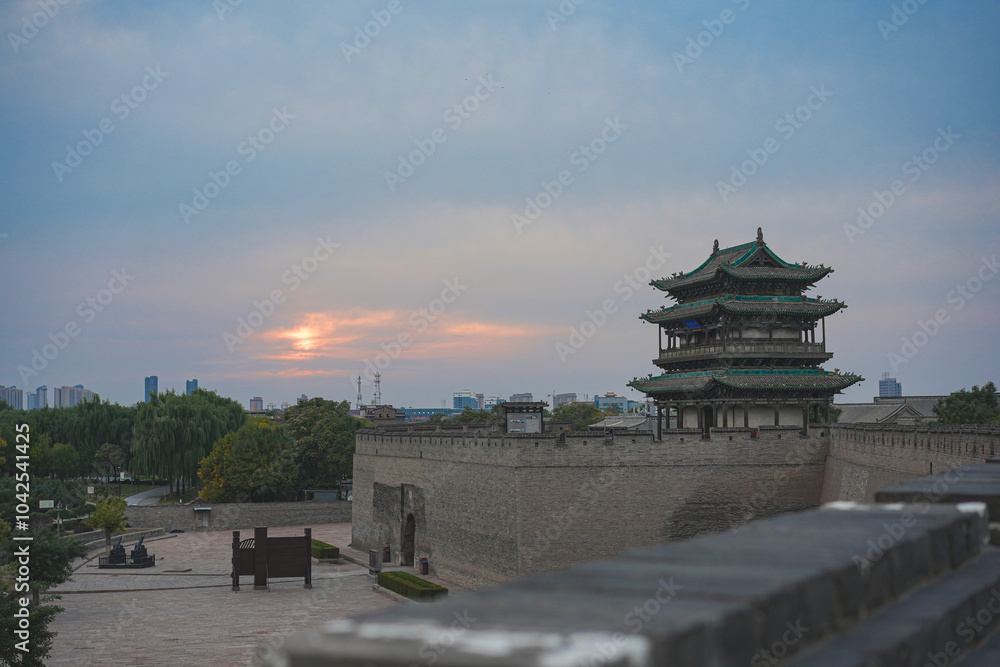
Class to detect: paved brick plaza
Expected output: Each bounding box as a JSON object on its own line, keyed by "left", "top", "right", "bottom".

{"left": 46, "top": 523, "right": 433, "bottom": 666}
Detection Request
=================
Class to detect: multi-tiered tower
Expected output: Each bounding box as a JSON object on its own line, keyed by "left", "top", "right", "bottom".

{"left": 628, "top": 228, "right": 862, "bottom": 435}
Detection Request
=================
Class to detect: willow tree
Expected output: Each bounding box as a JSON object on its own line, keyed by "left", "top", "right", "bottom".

{"left": 131, "top": 389, "right": 244, "bottom": 494}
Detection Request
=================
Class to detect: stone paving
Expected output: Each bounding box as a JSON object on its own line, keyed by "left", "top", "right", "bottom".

{"left": 46, "top": 523, "right": 460, "bottom": 666}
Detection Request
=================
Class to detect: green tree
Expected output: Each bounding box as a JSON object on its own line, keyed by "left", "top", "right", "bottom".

{"left": 85, "top": 497, "right": 127, "bottom": 554}
{"left": 94, "top": 443, "right": 125, "bottom": 496}
{"left": 1, "top": 526, "right": 85, "bottom": 604}
{"left": 49, "top": 443, "right": 79, "bottom": 480}
{"left": 933, "top": 382, "right": 1000, "bottom": 425}
{"left": 552, "top": 402, "right": 605, "bottom": 431}
{"left": 131, "top": 389, "right": 245, "bottom": 494}
{"left": 451, "top": 407, "right": 497, "bottom": 423}
{"left": 199, "top": 419, "right": 299, "bottom": 502}
{"left": 603, "top": 404, "right": 622, "bottom": 417}
{"left": 283, "top": 399, "right": 368, "bottom": 491}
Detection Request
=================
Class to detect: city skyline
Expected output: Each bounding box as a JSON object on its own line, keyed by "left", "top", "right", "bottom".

{"left": 2, "top": 2, "right": 997, "bottom": 410}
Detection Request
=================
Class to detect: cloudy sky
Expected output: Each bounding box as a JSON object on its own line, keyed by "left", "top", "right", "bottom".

{"left": 1, "top": 0, "right": 998, "bottom": 410}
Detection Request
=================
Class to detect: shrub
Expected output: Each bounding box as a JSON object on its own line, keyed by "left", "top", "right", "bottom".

{"left": 377, "top": 571, "right": 447, "bottom": 601}
{"left": 311, "top": 539, "right": 339, "bottom": 560}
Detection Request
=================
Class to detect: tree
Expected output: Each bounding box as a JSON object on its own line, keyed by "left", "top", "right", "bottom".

{"left": 603, "top": 404, "right": 623, "bottom": 417}
{"left": 49, "top": 443, "right": 79, "bottom": 480}
{"left": 933, "top": 382, "right": 1000, "bottom": 425}
{"left": 199, "top": 419, "right": 299, "bottom": 502}
{"left": 552, "top": 402, "right": 605, "bottom": 431}
{"left": 94, "top": 443, "right": 125, "bottom": 496}
{"left": 86, "top": 497, "right": 127, "bottom": 555}
{"left": 452, "top": 407, "right": 496, "bottom": 423}
{"left": 282, "top": 399, "right": 368, "bottom": 491}
{"left": 0, "top": 526, "right": 84, "bottom": 664}
{"left": 131, "top": 389, "right": 245, "bottom": 494}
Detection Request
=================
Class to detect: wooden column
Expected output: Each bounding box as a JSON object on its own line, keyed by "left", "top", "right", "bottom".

{"left": 232, "top": 531, "right": 240, "bottom": 591}
{"left": 254, "top": 526, "right": 268, "bottom": 590}
{"left": 304, "top": 528, "right": 313, "bottom": 589}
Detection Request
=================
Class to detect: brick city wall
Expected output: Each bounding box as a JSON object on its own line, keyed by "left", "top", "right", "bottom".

{"left": 820, "top": 424, "right": 1000, "bottom": 503}
{"left": 352, "top": 425, "right": 828, "bottom": 589}
{"left": 126, "top": 500, "right": 352, "bottom": 532}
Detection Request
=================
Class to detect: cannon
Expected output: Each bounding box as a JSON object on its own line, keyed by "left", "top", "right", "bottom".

{"left": 109, "top": 536, "right": 126, "bottom": 564}
{"left": 131, "top": 535, "right": 147, "bottom": 560}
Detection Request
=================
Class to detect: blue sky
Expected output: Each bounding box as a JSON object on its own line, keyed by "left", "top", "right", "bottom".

{"left": 1, "top": 0, "right": 998, "bottom": 409}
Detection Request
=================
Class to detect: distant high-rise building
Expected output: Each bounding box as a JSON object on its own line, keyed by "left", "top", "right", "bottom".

{"left": 266, "top": 402, "right": 277, "bottom": 411}
{"left": 250, "top": 396, "right": 264, "bottom": 411}
{"left": 453, "top": 390, "right": 477, "bottom": 410}
{"left": 144, "top": 376, "right": 158, "bottom": 402}
{"left": 53, "top": 385, "right": 95, "bottom": 408}
{"left": 298, "top": 394, "right": 308, "bottom": 404}
{"left": 510, "top": 393, "right": 533, "bottom": 403}
{"left": 879, "top": 373, "right": 902, "bottom": 398}
{"left": 186, "top": 379, "right": 198, "bottom": 395}
{"left": 594, "top": 392, "right": 629, "bottom": 413}
{"left": 484, "top": 394, "right": 505, "bottom": 409}
{"left": 281, "top": 402, "right": 290, "bottom": 410}
{"left": 36, "top": 385, "right": 48, "bottom": 409}
{"left": 475, "top": 393, "right": 485, "bottom": 410}
{"left": 553, "top": 392, "right": 578, "bottom": 408}
{"left": 0, "top": 386, "right": 23, "bottom": 410}
{"left": 26, "top": 392, "right": 37, "bottom": 410}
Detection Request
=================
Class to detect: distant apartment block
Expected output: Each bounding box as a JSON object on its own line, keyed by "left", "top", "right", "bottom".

{"left": 453, "top": 390, "right": 478, "bottom": 410}
{"left": 0, "top": 386, "right": 23, "bottom": 410}
{"left": 186, "top": 379, "right": 199, "bottom": 395}
{"left": 281, "top": 402, "right": 290, "bottom": 410}
{"left": 144, "top": 376, "right": 158, "bottom": 402}
{"left": 298, "top": 394, "right": 308, "bottom": 404}
{"left": 879, "top": 373, "right": 902, "bottom": 398}
{"left": 476, "top": 393, "right": 485, "bottom": 410}
{"left": 553, "top": 392, "right": 578, "bottom": 408}
{"left": 53, "top": 384, "right": 95, "bottom": 408}
{"left": 594, "top": 392, "right": 630, "bottom": 413}
{"left": 509, "top": 393, "right": 533, "bottom": 403}
{"left": 484, "top": 394, "right": 505, "bottom": 409}
{"left": 267, "top": 402, "right": 277, "bottom": 411}
{"left": 250, "top": 396, "right": 264, "bottom": 411}
{"left": 27, "top": 385, "right": 48, "bottom": 410}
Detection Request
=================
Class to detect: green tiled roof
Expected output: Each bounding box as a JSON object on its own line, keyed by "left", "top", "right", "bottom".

{"left": 640, "top": 295, "right": 844, "bottom": 325}
{"left": 628, "top": 369, "right": 862, "bottom": 395}
{"left": 650, "top": 234, "right": 830, "bottom": 292}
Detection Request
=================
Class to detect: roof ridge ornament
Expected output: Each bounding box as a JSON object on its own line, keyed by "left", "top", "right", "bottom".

{"left": 756, "top": 227, "right": 764, "bottom": 246}
{"left": 712, "top": 239, "right": 719, "bottom": 256}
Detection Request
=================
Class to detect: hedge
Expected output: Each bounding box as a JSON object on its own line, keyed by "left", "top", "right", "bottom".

{"left": 377, "top": 571, "right": 448, "bottom": 601}
{"left": 311, "top": 539, "right": 340, "bottom": 560}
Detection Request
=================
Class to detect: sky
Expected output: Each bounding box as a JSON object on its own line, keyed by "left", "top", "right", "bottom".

{"left": 1, "top": 0, "right": 998, "bottom": 410}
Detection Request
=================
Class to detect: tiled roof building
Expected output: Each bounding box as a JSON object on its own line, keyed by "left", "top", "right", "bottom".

{"left": 629, "top": 228, "right": 862, "bottom": 434}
